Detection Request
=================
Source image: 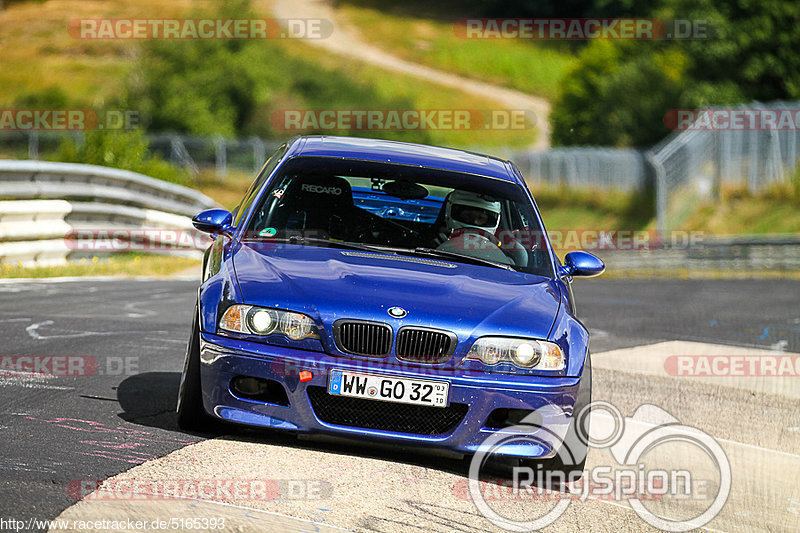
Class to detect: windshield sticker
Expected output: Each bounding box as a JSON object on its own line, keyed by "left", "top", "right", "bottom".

{"left": 259, "top": 227, "right": 277, "bottom": 237}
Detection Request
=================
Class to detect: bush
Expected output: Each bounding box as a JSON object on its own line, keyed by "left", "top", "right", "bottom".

{"left": 125, "top": 0, "right": 432, "bottom": 144}
{"left": 13, "top": 86, "right": 70, "bottom": 108}
{"left": 51, "top": 129, "right": 191, "bottom": 186}
{"left": 550, "top": 0, "right": 800, "bottom": 147}
{"left": 552, "top": 41, "right": 689, "bottom": 147}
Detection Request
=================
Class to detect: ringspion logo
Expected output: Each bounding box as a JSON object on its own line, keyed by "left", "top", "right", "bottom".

{"left": 469, "top": 402, "right": 731, "bottom": 531}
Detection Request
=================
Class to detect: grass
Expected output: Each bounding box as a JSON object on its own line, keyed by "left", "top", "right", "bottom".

{"left": 0, "top": 0, "right": 197, "bottom": 106}
{"left": 0, "top": 0, "right": 536, "bottom": 150}
{"left": 530, "top": 184, "right": 655, "bottom": 232}
{"left": 0, "top": 253, "right": 201, "bottom": 279}
{"left": 681, "top": 187, "right": 800, "bottom": 235}
{"left": 195, "top": 169, "right": 253, "bottom": 210}
{"left": 268, "top": 38, "right": 537, "bottom": 149}
{"left": 529, "top": 178, "right": 800, "bottom": 238}
{"left": 596, "top": 269, "right": 800, "bottom": 280}
{"left": 335, "top": 0, "right": 577, "bottom": 100}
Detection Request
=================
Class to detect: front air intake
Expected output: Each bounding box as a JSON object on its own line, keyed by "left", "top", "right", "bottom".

{"left": 395, "top": 327, "right": 456, "bottom": 364}
{"left": 333, "top": 320, "right": 393, "bottom": 357}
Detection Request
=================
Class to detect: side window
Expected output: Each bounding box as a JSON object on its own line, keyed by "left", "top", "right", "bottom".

{"left": 233, "top": 144, "right": 287, "bottom": 227}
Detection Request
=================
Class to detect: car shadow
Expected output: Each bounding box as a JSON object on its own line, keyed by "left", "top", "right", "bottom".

{"left": 117, "top": 371, "right": 186, "bottom": 432}
{"left": 115, "top": 372, "right": 566, "bottom": 492}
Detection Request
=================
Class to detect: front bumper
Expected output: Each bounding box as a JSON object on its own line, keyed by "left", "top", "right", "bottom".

{"left": 198, "top": 332, "right": 581, "bottom": 459}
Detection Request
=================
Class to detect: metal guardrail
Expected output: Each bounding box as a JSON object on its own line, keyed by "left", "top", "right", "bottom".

{"left": 597, "top": 234, "right": 800, "bottom": 274}
{"left": 0, "top": 160, "right": 215, "bottom": 215}
{"left": 0, "top": 161, "right": 217, "bottom": 266}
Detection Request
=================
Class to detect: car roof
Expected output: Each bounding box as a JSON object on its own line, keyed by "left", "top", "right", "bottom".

{"left": 287, "top": 135, "right": 518, "bottom": 183}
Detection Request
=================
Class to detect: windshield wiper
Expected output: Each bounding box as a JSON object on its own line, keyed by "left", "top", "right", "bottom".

{"left": 408, "top": 247, "right": 515, "bottom": 271}
{"left": 261, "top": 236, "right": 398, "bottom": 254}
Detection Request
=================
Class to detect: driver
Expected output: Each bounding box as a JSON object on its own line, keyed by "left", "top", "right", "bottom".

{"left": 444, "top": 190, "right": 502, "bottom": 235}
{"left": 433, "top": 190, "right": 528, "bottom": 268}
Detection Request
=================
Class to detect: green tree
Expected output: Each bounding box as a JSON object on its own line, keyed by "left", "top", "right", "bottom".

{"left": 551, "top": 0, "right": 800, "bottom": 146}
{"left": 552, "top": 41, "right": 689, "bottom": 147}
{"left": 127, "top": 38, "right": 258, "bottom": 136}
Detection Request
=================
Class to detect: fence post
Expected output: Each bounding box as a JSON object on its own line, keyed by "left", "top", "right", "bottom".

{"left": 214, "top": 137, "right": 227, "bottom": 180}
{"left": 647, "top": 152, "right": 667, "bottom": 236}
{"left": 28, "top": 132, "right": 39, "bottom": 160}
{"left": 73, "top": 130, "right": 85, "bottom": 149}
{"left": 170, "top": 136, "right": 181, "bottom": 168}
{"left": 766, "top": 128, "right": 784, "bottom": 186}
{"left": 788, "top": 121, "right": 797, "bottom": 175}
{"left": 713, "top": 130, "right": 724, "bottom": 202}
{"left": 251, "top": 137, "right": 266, "bottom": 173}
{"left": 169, "top": 135, "right": 199, "bottom": 175}
{"left": 747, "top": 131, "right": 760, "bottom": 194}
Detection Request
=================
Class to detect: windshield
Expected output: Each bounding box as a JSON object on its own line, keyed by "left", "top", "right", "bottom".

{"left": 243, "top": 156, "right": 553, "bottom": 277}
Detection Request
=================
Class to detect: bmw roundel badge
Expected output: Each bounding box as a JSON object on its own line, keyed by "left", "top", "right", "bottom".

{"left": 387, "top": 306, "right": 408, "bottom": 319}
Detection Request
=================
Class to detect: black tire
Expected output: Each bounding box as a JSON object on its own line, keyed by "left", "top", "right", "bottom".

{"left": 524, "top": 352, "right": 592, "bottom": 482}
{"left": 176, "top": 305, "right": 210, "bottom": 431}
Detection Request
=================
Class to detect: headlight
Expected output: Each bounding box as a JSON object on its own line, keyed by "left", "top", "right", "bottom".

{"left": 466, "top": 337, "right": 565, "bottom": 370}
{"left": 248, "top": 308, "right": 278, "bottom": 335}
{"left": 280, "top": 311, "right": 317, "bottom": 341}
{"left": 220, "top": 305, "right": 319, "bottom": 341}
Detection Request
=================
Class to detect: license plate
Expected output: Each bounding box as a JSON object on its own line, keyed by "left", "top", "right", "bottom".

{"left": 328, "top": 370, "right": 449, "bottom": 408}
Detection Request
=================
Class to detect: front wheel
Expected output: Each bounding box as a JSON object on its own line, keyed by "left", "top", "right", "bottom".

{"left": 176, "top": 305, "right": 211, "bottom": 431}
{"left": 524, "top": 352, "right": 592, "bottom": 482}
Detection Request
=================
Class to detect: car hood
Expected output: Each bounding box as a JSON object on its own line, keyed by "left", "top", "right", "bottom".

{"left": 233, "top": 243, "right": 561, "bottom": 343}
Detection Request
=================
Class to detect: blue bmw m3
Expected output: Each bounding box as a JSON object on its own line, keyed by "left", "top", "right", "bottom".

{"left": 177, "top": 135, "right": 604, "bottom": 474}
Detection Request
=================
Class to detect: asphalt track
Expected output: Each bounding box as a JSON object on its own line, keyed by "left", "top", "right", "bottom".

{"left": 0, "top": 278, "right": 798, "bottom": 532}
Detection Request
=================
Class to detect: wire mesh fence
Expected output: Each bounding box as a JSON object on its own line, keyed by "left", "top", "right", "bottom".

{"left": 0, "top": 131, "right": 282, "bottom": 179}
{"left": 648, "top": 100, "right": 800, "bottom": 233}
{"left": 511, "top": 146, "right": 651, "bottom": 190}
{"left": 1, "top": 98, "right": 798, "bottom": 234}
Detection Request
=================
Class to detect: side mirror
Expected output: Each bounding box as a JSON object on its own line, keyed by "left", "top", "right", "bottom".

{"left": 560, "top": 251, "right": 605, "bottom": 278}
{"left": 192, "top": 209, "right": 233, "bottom": 236}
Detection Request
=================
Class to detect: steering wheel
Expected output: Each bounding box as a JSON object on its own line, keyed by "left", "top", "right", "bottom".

{"left": 353, "top": 212, "right": 422, "bottom": 245}
{"left": 383, "top": 217, "right": 422, "bottom": 239}
{"left": 446, "top": 227, "right": 503, "bottom": 248}
{"left": 262, "top": 192, "right": 284, "bottom": 232}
